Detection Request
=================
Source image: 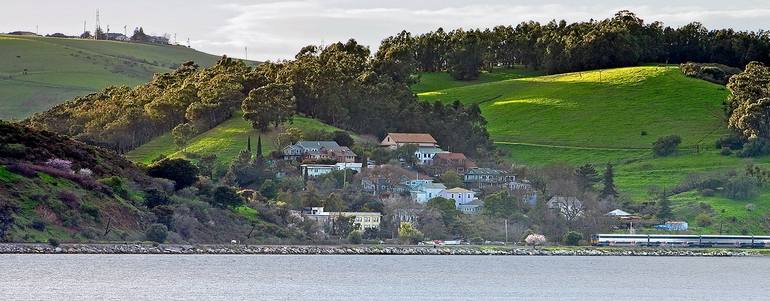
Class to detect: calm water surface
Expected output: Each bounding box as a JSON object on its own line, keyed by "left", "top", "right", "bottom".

{"left": 1, "top": 254, "right": 769, "bottom": 300}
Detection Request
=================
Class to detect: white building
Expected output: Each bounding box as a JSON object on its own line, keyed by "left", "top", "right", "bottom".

{"left": 415, "top": 146, "right": 448, "bottom": 165}
{"left": 300, "top": 163, "right": 362, "bottom": 177}
{"left": 457, "top": 200, "right": 484, "bottom": 214}
{"left": 440, "top": 187, "right": 477, "bottom": 206}
{"left": 410, "top": 182, "right": 448, "bottom": 203}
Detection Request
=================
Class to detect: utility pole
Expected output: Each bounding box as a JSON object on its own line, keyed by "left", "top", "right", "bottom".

{"left": 124, "top": 25, "right": 127, "bottom": 38}
{"left": 36, "top": 25, "right": 38, "bottom": 35}
{"left": 245, "top": 46, "right": 248, "bottom": 61}
{"left": 504, "top": 219, "right": 509, "bottom": 244}
{"left": 187, "top": 37, "right": 191, "bottom": 48}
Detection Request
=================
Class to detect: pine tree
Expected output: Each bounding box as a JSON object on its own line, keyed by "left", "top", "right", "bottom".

{"left": 247, "top": 136, "right": 252, "bottom": 153}
{"left": 657, "top": 193, "right": 673, "bottom": 221}
{"left": 601, "top": 163, "right": 619, "bottom": 199}
{"left": 256, "top": 135, "right": 264, "bottom": 160}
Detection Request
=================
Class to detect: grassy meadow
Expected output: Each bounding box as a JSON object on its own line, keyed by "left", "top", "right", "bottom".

{"left": 126, "top": 113, "right": 346, "bottom": 168}
{"left": 0, "top": 35, "right": 222, "bottom": 119}
{"left": 415, "top": 66, "right": 770, "bottom": 234}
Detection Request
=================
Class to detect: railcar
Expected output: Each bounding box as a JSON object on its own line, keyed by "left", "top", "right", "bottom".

{"left": 591, "top": 234, "right": 770, "bottom": 248}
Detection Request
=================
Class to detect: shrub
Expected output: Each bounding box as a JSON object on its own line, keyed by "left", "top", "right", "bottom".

{"left": 746, "top": 203, "right": 756, "bottom": 212}
{"left": 30, "top": 219, "right": 46, "bottom": 231}
{"left": 80, "top": 203, "right": 100, "bottom": 222}
{"left": 724, "top": 176, "right": 759, "bottom": 200}
{"left": 398, "top": 222, "right": 423, "bottom": 245}
{"left": 211, "top": 186, "right": 244, "bottom": 208}
{"left": 525, "top": 234, "right": 546, "bottom": 247}
{"left": 77, "top": 168, "right": 93, "bottom": 177}
{"left": 58, "top": 190, "right": 80, "bottom": 209}
{"left": 147, "top": 158, "right": 199, "bottom": 190}
{"left": 695, "top": 213, "right": 713, "bottom": 227}
{"left": 348, "top": 230, "right": 363, "bottom": 244}
{"left": 144, "top": 188, "right": 171, "bottom": 209}
{"left": 652, "top": 135, "right": 682, "bottom": 157}
{"left": 737, "top": 138, "right": 770, "bottom": 157}
{"left": 563, "top": 231, "right": 582, "bottom": 246}
{"left": 715, "top": 134, "right": 744, "bottom": 150}
{"left": 99, "top": 176, "right": 129, "bottom": 199}
{"left": 720, "top": 147, "right": 733, "bottom": 156}
{"left": 48, "top": 238, "right": 60, "bottom": 247}
{"left": 145, "top": 223, "right": 168, "bottom": 243}
{"left": 700, "top": 188, "right": 716, "bottom": 197}
{"left": 44, "top": 158, "right": 73, "bottom": 172}
{"left": 640, "top": 130, "right": 648, "bottom": 136}
{"left": 333, "top": 131, "right": 354, "bottom": 147}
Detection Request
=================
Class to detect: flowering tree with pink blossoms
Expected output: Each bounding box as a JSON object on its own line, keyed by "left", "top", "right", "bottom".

{"left": 525, "top": 234, "right": 547, "bottom": 249}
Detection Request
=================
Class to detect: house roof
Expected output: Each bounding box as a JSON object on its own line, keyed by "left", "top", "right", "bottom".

{"left": 458, "top": 199, "right": 484, "bottom": 207}
{"left": 606, "top": 209, "right": 632, "bottom": 216}
{"left": 385, "top": 133, "right": 437, "bottom": 144}
{"left": 464, "top": 167, "right": 505, "bottom": 175}
{"left": 444, "top": 187, "right": 473, "bottom": 193}
{"left": 435, "top": 152, "right": 467, "bottom": 160}
{"left": 295, "top": 141, "right": 342, "bottom": 149}
{"left": 417, "top": 147, "right": 446, "bottom": 154}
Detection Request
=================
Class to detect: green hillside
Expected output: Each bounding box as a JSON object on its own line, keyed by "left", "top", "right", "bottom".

{"left": 415, "top": 66, "right": 770, "bottom": 234}
{"left": 126, "top": 113, "right": 347, "bottom": 167}
{"left": 0, "top": 35, "right": 222, "bottom": 120}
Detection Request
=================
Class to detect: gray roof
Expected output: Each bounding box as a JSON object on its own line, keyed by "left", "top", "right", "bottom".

{"left": 465, "top": 168, "right": 505, "bottom": 175}
{"left": 295, "top": 141, "right": 342, "bottom": 149}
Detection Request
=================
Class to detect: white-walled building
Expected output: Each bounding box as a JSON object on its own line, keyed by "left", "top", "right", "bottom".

{"left": 440, "top": 187, "right": 477, "bottom": 206}
{"left": 300, "top": 163, "right": 362, "bottom": 177}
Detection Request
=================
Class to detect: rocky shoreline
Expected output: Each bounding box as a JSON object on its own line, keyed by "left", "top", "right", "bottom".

{"left": 0, "top": 243, "right": 760, "bottom": 256}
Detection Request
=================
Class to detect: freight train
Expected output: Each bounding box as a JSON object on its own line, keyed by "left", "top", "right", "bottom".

{"left": 591, "top": 234, "right": 770, "bottom": 248}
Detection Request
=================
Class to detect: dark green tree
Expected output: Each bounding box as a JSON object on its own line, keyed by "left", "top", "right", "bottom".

{"left": 242, "top": 83, "right": 296, "bottom": 131}
{"left": 145, "top": 223, "right": 168, "bottom": 243}
{"left": 600, "top": 163, "right": 619, "bottom": 199}
{"left": 147, "top": 158, "right": 199, "bottom": 190}
{"left": 575, "top": 164, "right": 600, "bottom": 191}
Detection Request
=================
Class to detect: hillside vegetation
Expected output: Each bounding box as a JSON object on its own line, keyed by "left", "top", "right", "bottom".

{"left": 415, "top": 66, "right": 770, "bottom": 234}
{"left": 126, "top": 114, "right": 347, "bottom": 167}
{"left": 0, "top": 35, "right": 222, "bottom": 119}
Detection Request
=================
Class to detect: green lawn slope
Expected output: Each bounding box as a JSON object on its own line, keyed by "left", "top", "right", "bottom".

{"left": 126, "top": 113, "right": 347, "bottom": 167}
{"left": 415, "top": 66, "right": 770, "bottom": 234}
{"left": 0, "top": 35, "right": 224, "bottom": 120}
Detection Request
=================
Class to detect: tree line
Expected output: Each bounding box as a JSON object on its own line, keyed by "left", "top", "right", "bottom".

{"left": 26, "top": 40, "right": 494, "bottom": 158}
{"left": 378, "top": 10, "right": 770, "bottom": 78}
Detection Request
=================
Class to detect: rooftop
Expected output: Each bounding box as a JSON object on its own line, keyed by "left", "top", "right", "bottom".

{"left": 385, "top": 133, "right": 437, "bottom": 144}
{"left": 444, "top": 187, "right": 473, "bottom": 193}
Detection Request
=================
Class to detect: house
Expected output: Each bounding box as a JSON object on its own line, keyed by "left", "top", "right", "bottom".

{"left": 410, "top": 182, "right": 447, "bottom": 203}
{"left": 380, "top": 133, "right": 439, "bottom": 149}
{"left": 415, "top": 146, "right": 447, "bottom": 165}
{"left": 432, "top": 152, "right": 477, "bottom": 174}
{"left": 301, "top": 207, "right": 382, "bottom": 231}
{"left": 300, "top": 163, "right": 362, "bottom": 177}
{"left": 300, "top": 164, "right": 336, "bottom": 177}
{"left": 359, "top": 165, "right": 432, "bottom": 196}
{"left": 283, "top": 141, "right": 357, "bottom": 163}
{"left": 457, "top": 199, "right": 484, "bottom": 215}
{"left": 546, "top": 196, "right": 584, "bottom": 220}
{"left": 440, "top": 187, "right": 477, "bottom": 206}
{"left": 463, "top": 168, "right": 515, "bottom": 189}
{"left": 507, "top": 180, "right": 538, "bottom": 206}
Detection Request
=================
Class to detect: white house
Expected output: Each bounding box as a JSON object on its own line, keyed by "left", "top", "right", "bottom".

{"left": 415, "top": 146, "right": 447, "bottom": 165}
{"left": 410, "top": 182, "right": 447, "bottom": 203}
{"left": 300, "top": 162, "right": 362, "bottom": 177}
{"left": 440, "top": 187, "right": 477, "bottom": 206}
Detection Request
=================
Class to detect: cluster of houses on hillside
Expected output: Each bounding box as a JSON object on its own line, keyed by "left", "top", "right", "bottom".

{"left": 282, "top": 132, "right": 539, "bottom": 220}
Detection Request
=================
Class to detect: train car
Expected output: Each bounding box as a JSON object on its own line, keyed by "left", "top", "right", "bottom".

{"left": 592, "top": 234, "right": 770, "bottom": 248}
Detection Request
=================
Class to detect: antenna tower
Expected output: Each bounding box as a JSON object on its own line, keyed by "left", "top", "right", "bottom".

{"left": 94, "top": 9, "right": 101, "bottom": 40}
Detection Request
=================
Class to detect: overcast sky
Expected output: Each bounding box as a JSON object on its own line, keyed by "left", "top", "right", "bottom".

{"left": 3, "top": 0, "right": 770, "bottom": 61}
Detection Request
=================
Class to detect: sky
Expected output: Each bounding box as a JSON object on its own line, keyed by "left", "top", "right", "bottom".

{"left": 3, "top": 0, "right": 770, "bottom": 61}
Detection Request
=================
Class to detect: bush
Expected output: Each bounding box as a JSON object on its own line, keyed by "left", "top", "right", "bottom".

{"left": 652, "top": 135, "right": 682, "bottom": 156}
{"left": 640, "top": 130, "right": 647, "bottom": 136}
{"left": 144, "top": 188, "right": 171, "bottom": 209}
{"left": 58, "top": 190, "right": 80, "bottom": 209}
{"left": 333, "top": 131, "right": 354, "bottom": 147}
{"left": 724, "top": 176, "right": 759, "bottom": 200}
{"left": 737, "top": 138, "right": 770, "bottom": 158}
{"left": 30, "top": 219, "right": 46, "bottom": 231}
{"left": 147, "top": 158, "right": 199, "bottom": 190}
{"left": 48, "top": 238, "right": 60, "bottom": 247}
{"left": 44, "top": 158, "right": 73, "bottom": 172}
{"left": 348, "top": 230, "right": 363, "bottom": 244}
{"left": 211, "top": 186, "right": 244, "bottom": 208}
{"left": 563, "top": 231, "right": 582, "bottom": 246}
{"left": 715, "top": 134, "right": 744, "bottom": 150}
{"left": 720, "top": 147, "right": 732, "bottom": 156}
{"left": 145, "top": 223, "right": 168, "bottom": 243}
{"left": 695, "top": 213, "right": 713, "bottom": 227}
{"left": 99, "top": 176, "right": 129, "bottom": 198}
{"left": 700, "top": 188, "right": 716, "bottom": 197}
